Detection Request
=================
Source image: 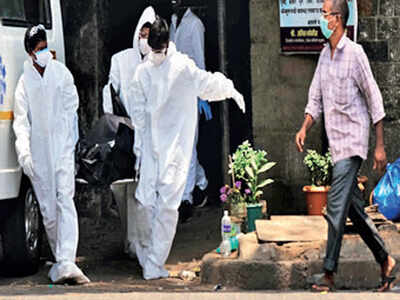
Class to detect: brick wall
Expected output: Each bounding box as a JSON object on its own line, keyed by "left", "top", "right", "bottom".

{"left": 357, "top": 0, "right": 400, "bottom": 195}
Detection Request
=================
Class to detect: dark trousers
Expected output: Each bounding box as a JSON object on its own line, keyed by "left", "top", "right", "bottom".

{"left": 323, "top": 157, "right": 389, "bottom": 273}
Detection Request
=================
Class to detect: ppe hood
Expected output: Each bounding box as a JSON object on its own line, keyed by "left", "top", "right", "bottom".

{"left": 132, "top": 6, "right": 156, "bottom": 61}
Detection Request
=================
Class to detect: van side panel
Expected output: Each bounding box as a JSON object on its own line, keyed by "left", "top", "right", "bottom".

{"left": 0, "top": 0, "right": 65, "bottom": 200}
{"left": 0, "top": 25, "right": 27, "bottom": 200}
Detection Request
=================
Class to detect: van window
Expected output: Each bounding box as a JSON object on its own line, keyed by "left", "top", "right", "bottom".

{"left": 0, "top": 0, "right": 52, "bottom": 29}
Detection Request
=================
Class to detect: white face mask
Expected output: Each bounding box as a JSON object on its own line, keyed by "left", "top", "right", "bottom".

{"left": 34, "top": 48, "right": 52, "bottom": 68}
{"left": 149, "top": 49, "right": 167, "bottom": 66}
{"left": 139, "top": 38, "right": 151, "bottom": 56}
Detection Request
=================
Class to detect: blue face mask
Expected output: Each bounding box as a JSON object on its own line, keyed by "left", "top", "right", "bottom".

{"left": 320, "top": 16, "right": 334, "bottom": 39}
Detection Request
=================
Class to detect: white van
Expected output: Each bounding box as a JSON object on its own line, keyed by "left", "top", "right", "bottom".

{"left": 0, "top": 0, "right": 65, "bottom": 276}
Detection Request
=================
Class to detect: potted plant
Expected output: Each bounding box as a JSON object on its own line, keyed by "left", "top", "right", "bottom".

{"left": 229, "top": 141, "right": 276, "bottom": 232}
{"left": 303, "top": 149, "right": 333, "bottom": 215}
{"left": 219, "top": 181, "right": 246, "bottom": 219}
{"left": 219, "top": 181, "right": 247, "bottom": 236}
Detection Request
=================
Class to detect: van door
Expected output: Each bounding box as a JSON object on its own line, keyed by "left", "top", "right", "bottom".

{"left": 0, "top": 0, "right": 65, "bottom": 200}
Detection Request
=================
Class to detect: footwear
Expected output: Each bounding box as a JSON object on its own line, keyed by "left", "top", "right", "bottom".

{"left": 192, "top": 186, "right": 208, "bottom": 208}
{"left": 310, "top": 273, "right": 335, "bottom": 292}
{"left": 49, "top": 262, "right": 90, "bottom": 285}
{"left": 143, "top": 264, "right": 169, "bottom": 280}
{"left": 375, "top": 275, "right": 397, "bottom": 292}
{"left": 72, "top": 273, "right": 91, "bottom": 285}
{"left": 178, "top": 200, "right": 193, "bottom": 223}
{"left": 158, "top": 267, "right": 169, "bottom": 278}
{"left": 376, "top": 256, "right": 397, "bottom": 292}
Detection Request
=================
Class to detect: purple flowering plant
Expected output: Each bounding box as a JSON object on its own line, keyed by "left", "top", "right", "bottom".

{"left": 219, "top": 180, "right": 246, "bottom": 205}
{"left": 229, "top": 141, "right": 276, "bottom": 205}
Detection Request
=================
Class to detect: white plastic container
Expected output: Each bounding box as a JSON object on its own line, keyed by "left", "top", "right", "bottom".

{"left": 221, "top": 210, "right": 232, "bottom": 241}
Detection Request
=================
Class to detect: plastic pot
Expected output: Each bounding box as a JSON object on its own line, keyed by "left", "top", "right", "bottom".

{"left": 246, "top": 203, "right": 263, "bottom": 232}
{"left": 303, "top": 185, "right": 330, "bottom": 216}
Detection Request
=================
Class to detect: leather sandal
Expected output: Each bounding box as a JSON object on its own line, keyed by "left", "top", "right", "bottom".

{"left": 375, "top": 275, "right": 396, "bottom": 292}
{"left": 310, "top": 273, "right": 335, "bottom": 292}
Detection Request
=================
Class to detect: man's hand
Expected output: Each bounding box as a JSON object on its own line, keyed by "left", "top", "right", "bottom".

{"left": 295, "top": 114, "right": 314, "bottom": 153}
{"left": 373, "top": 146, "right": 387, "bottom": 175}
{"left": 295, "top": 128, "right": 307, "bottom": 153}
{"left": 373, "top": 120, "right": 387, "bottom": 175}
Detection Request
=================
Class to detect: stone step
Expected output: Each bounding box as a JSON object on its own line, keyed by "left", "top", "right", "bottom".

{"left": 201, "top": 254, "right": 400, "bottom": 290}
{"left": 201, "top": 228, "right": 400, "bottom": 290}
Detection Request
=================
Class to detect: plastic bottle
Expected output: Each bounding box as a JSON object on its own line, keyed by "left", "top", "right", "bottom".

{"left": 220, "top": 211, "right": 232, "bottom": 257}
{"left": 217, "top": 233, "right": 244, "bottom": 254}
{"left": 220, "top": 239, "right": 231, "bottom": 257}
{"left": 221, "top": 210, "right": 232, "bottom": 240}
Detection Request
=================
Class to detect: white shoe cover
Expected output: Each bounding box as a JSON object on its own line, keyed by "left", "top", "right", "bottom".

{"left": 143, "top": 263, "right": 169, "bottom": 280}
{"left": 49, "top": 261, "right": 90, "bottom": 285}
{"left": 158, "top": 267, "right": 169, "bottom": 278}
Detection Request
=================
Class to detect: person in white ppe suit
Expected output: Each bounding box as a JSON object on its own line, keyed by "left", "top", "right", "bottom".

{"left": 129, "top": 18, "right": 245, "bottom": 280}
{"left": 103, "top": 7, "right": 156, "bottom": 259}
{"left": 170, "top": 0, "right": 211, "bottom": 222}
{"left": 103, "top": 6, "right": 156, "bottom": 115}
{"left": 13, "top": 25, "right": 89, "bottom": 284}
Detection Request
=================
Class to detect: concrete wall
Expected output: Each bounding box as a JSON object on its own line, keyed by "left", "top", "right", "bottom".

{"left": 62, "top": 0, "right": 110, "bottom": 133}
{"left": 61, "top": 0, "right": 113, "bottom": 221}
{"left": 250, "top": 0, "right": 400, "bottom": 214}
{"left": 250, "top": 0, "right": 323, "bottom": 214}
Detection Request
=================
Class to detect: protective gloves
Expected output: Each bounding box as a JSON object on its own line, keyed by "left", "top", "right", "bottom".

{"left": 21, "top": 154, "right": 34, "bottom": 178}
{"left": 198, "top": 99, "right": 213, "bottom": 121}
{"left": 232, "top": 89, "right": 246, "bottom": 113}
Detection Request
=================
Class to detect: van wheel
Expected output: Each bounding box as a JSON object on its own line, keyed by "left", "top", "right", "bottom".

{"left": 0, "top": 176, "right": 42, "bottom": 277}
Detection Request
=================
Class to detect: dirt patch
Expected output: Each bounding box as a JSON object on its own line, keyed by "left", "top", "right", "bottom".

{"left": 0, "top": 205, "right": 225, "bottom": 294}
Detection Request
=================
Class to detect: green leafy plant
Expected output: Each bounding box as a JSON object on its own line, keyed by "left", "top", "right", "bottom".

{"left": 303, "top": 149, "right": 333, "bottom": 186}
{"left": 229, "top": 141, "right": 276, "bottom": 205}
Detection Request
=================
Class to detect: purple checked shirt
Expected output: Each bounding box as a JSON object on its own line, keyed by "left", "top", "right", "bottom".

{"left": 305, "top": 35, "right": 385, "bottom": 164}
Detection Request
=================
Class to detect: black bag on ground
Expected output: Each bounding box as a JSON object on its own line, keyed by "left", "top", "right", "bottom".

{"left": 75, "top": 84, "right": 136, "bottom": 186}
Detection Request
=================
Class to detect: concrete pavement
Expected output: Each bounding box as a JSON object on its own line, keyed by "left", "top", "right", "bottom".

{"left": 0, "top": 292, "right": 398, "bottom": 300}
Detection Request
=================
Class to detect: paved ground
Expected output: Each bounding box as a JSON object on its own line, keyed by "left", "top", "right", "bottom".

{"left": 0, "top": 291, "right": 399, "bottom": 300}
{"left": 0, "top": 205, "right": 222, "bottom": 295}
{"left": 1, "top": 204, "right": 400, "bottom": 297}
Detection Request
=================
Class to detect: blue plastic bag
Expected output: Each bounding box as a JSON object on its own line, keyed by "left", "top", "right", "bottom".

{"left": 373, "top": 158, "right": 400, "bottom": 221}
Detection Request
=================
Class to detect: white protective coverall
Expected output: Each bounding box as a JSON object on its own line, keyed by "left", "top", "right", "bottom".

{"left": 102, "top": 7, "right": 156, "bottom": 257}
{"left": 103, "top": 6, "right": 156, "bottom": 115}
{"left": 170, "top": 8, "right": 208, "bottom": 203}
{"left": 13, "top": 59, "right": 89, "bottom": 284}
{"left": 129, "top": 42, "right": 244, "bottom": 280}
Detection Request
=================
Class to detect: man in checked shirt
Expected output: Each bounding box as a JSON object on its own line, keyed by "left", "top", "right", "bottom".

{"left": 295, "top": 0, "right": 396, "bottom": 292}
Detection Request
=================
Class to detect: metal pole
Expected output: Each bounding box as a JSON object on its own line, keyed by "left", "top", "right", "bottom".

{"left": 217, "top": 0, "right": 230, "bottom": 185}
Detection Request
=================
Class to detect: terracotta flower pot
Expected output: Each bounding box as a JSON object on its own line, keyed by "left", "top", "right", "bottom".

{"left": 303, "top": 186, "right": 330, "bottom": 216}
